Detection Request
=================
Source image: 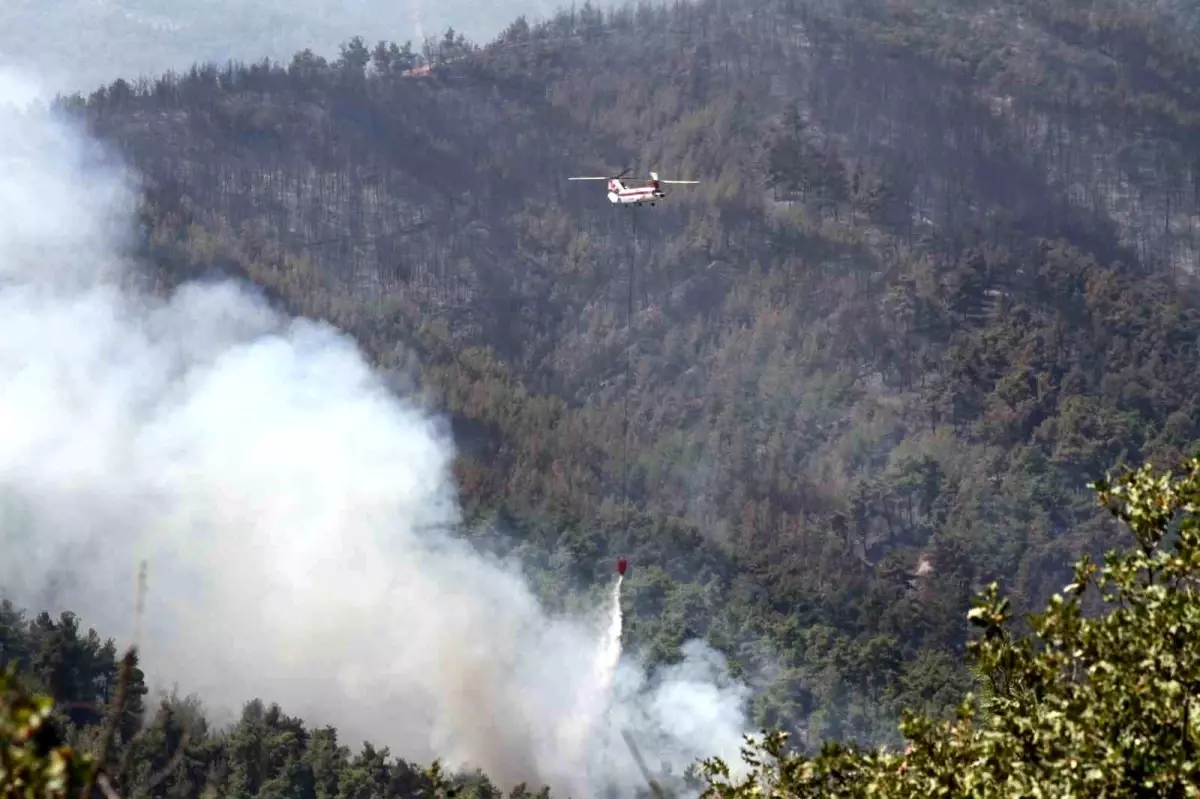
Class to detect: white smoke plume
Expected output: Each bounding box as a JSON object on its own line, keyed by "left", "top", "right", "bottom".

{"left": 0, "top": 68, "right": 750, "bottom": 798}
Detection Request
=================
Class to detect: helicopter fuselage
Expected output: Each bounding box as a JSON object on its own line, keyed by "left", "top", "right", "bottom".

{"left": 607, "top": 178, "right": 665, "bottom": 205}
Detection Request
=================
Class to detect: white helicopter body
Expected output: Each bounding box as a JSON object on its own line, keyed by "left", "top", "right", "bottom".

{"left": 569, "top": 170, "right": 698, "bottom": 207}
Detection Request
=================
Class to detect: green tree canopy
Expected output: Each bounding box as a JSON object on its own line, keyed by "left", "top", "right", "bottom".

{"left": 701, "top": 454, "right": 1200, "bottom": 797}
{"left": 0, "top": 668, "right": 95, "bottom": 798}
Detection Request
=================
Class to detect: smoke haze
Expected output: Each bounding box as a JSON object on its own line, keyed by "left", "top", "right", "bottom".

{"left": 0, "top": 0, "right": 599, "bottom": 97}
{"left": 0, "top": 70, "right": 749, "bottom": 798}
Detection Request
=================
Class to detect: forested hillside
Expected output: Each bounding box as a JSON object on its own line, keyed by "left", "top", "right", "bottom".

{"left": 7, "top": 457, "right": 1200, "bottom": 799}
{"left": 46, "top": 0, "right": 1200, "bottom": 748}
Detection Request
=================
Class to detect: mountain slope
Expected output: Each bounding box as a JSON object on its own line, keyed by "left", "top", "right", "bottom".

{"left": 53, "top": 0, "right": 1200, "bottom": 745}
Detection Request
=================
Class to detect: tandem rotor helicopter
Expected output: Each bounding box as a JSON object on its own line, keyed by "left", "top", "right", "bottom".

{"left": 568, "top": 168, "right": 699, "bottom": 207}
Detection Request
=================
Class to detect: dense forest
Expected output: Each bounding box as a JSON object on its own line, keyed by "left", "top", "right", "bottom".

{"left": 5, "top": 443, "right": 1200, "bottom": 799}
{"left": 8, "top": 0, "right": 1200, "bottom": 780}
{"left": 0, "top": 601, "right": 544, "bottom": 798}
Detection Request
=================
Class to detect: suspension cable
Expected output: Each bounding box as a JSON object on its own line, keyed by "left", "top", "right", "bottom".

{"left": 619, "top": 210, "right": 636, "bottom": 527}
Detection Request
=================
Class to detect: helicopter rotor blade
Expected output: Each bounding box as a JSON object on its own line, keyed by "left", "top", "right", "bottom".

{"left": 567, "top": 176, "right": 612, "bottom": 180}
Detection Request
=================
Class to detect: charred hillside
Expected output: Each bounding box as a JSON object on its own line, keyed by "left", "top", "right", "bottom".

{"left": 58, "top": 0, "right": 1200, "bottom": 745}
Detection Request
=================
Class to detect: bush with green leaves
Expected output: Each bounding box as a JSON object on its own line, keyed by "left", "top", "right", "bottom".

{"left": 700, "top": 455, "right": 1200, "bottom": 798}
{"left": 0, "top": 669, "right": 95, "bottom": 798}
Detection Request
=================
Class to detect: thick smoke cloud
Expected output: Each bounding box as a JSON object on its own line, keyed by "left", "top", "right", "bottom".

{"left": 0, "top": 69, "right": 749, "bottom": 798}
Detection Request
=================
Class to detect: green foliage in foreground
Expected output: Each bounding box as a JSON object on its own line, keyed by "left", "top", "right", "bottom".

{"left": 0, "top": 669, "right": 95, "bottom": 798}
{"left": 5, "top": 455, "right": 1200, "bottom": 797}
{"left": 700, "top": 455, "right": 1200, "bottom": 798}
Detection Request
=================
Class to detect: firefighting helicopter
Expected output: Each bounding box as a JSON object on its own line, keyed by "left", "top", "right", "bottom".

{"left": 568, "top": 168, "right": 699, "bottom": 207}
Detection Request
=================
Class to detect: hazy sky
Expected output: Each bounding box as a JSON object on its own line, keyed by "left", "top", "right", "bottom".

{"left": 0, "top": 0, "right": 574, "bottom": 96}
